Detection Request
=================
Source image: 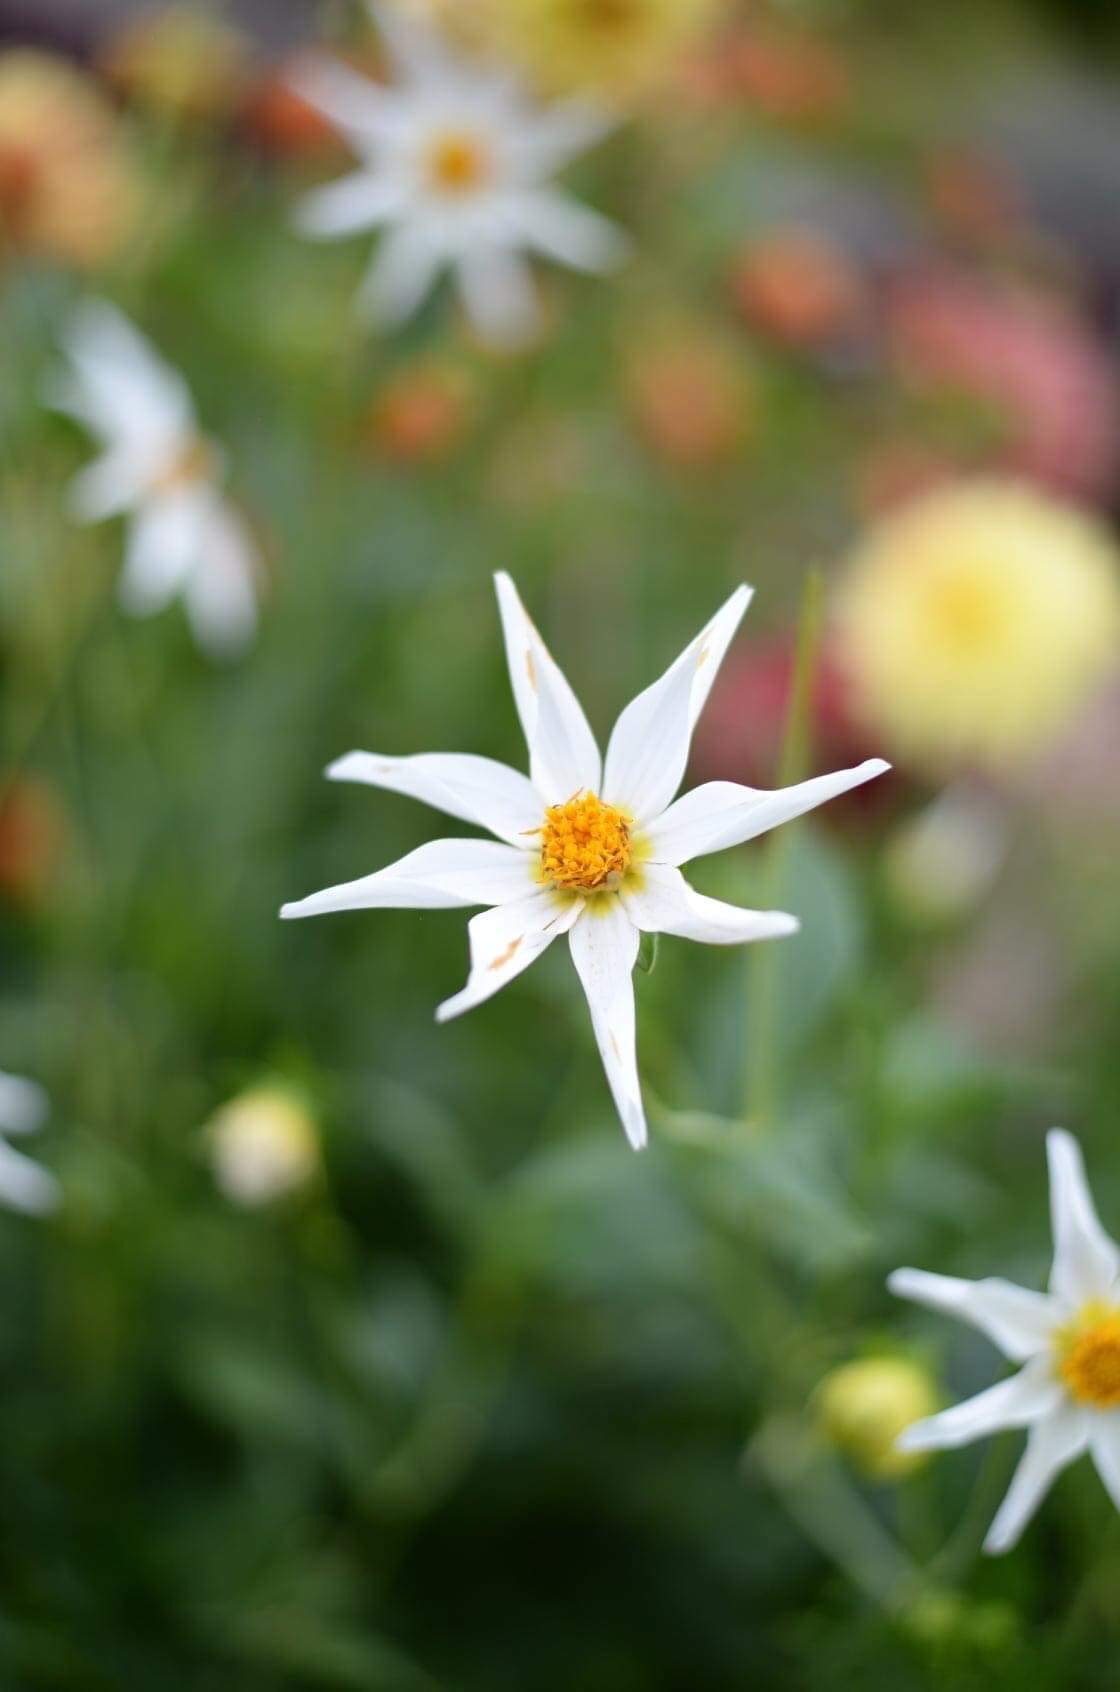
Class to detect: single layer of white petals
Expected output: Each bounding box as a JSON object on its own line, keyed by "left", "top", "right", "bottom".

{"left": 646, "top": 759, "right": 892, "bottom": 867}
{"left": 1047, "top": 1128, "right": 1120, "bottom": 1306}
{"left": 328, "top": 751, "right": 544, "bottom": 845}
{"left": 296, "top": 172, "right": 406, "bottom": 238}
{"left": 897, "top": 1358, "right": 1063, "bottom": 1453}
{"left": 0, "top": 1141, "right": 60, "bottom": 1217}
{"left": 493, "top": 572, "right": 601, "bottom": 802}
{"left": 569, "top": 900, "right": 645, "bottom": 1150}
{"left": 436, "top": 889, "right": 580, "bottom": 1022}
{"left": 1091, "top": 1414, "right": 1120, "bottom": 1511}
{"left": 620, "top": 863, "right": 799, "bottom": 946}
{"left": 888, "top": 1268, "right": 1058, "bottom": 1362}
{"left": 0, "top": 1072, "right": 48, "bottom": 1136}
{"left": 281, "top": 838, "right": 537, "bottom": 920}
{"left": 984, "top": 1407, "right": 1088, "bottom": 1555}
{"left": 602, "top": 587, "right": 752, "bottom": 824}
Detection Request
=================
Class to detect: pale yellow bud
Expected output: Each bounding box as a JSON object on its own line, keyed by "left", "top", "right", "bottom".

{"left": 207, "top": 1085, "right": 320, "bottom": 1207}
{"left": 816, "top": 1357, "right": 939, "bottom": 1480}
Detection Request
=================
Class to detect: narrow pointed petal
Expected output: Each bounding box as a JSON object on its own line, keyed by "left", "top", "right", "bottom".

{"left": 888, "top": 1268, "right": 1059, "bottom": 1363}
{"left": 569, "top": 899, "right": 646, "bottom": 1150}
{"left": 358, "top": 224, "right": 444, "bottom": 324}
{"left": 327, "top": 751, "right": 543, "bottom": 846}
{"left": 0, "top": 1141, "right": 59, "bottom": 1216}
{"left": 296, "top": 171, "right": 405, "bottom": 239}
{"left": 68, "top": 449, "right": 148, "bottom": 523}
{"left": 183, "top": 502, "right": 259, "bottom": 659}
{"left": 646, "top": 760, "right": 891, "bottom": 867}
{"left": 1090, "top": 1413, "right": 1120, "bottom": 1512}
{"left": 602, "top": 586, "right": 753, "bottom": 825}
{"left": 493, "top": 573, "right": 601, "bottom": 803}
{"left": 287, "top": 55, "right": 406, "bottom": 150}
{"left": 0, "top": 1072, "right": 48, "bottom": 1136}
{"left": 435, "top": 889, "right": 580, "bottom": 1022}
{"left": 1047, "top": 1130, "right": 1120, "bottom": 1304}
{"left": 510, "top": 190, "right": 628, "bottom": 274}
{"left": 119, "top": 492, "right": 209, "bottom": 616}
{"left": 367, "top": 0, "right": 453, "bottom": 84}
{"left": 620, "top": 862, "right": 798, "bottom": 946}
{"left": 60, "top": 299, "right": 194, "bottom": 447}
{"left": 983, "top": 1407, "right": 1088, "bottom": 1555}
{"left": 897, "top": 1359, "right": 1062, "bottom": 1454}
{"left": 281, "top": 839, "right": 537, "bottom": 919}
{"left": 457, "top": 245, "right": 540, "bottom": 348}
{"left": 513, "top": 99, "right": 615, "bottom": 173}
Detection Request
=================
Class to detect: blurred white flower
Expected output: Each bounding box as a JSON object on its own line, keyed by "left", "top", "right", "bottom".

{"left": 0, "top": 1070, "right": 59, "bottom": 1216}
{"left": 206, "top": 1084, "right": 320, "bottom": 1207}
{"left": 47, "top": 301, "right": 259, "bottom": 659}
{"left": 891, "top": 1131, "right": 1120, "bottom": 1554}
{"left": 282, "top": 573, "right": 887, "bottom": 1148}
{"left": 291, "top": 2, "right": 627, "bottom": 345}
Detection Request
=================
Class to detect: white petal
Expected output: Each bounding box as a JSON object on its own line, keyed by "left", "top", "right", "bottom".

{"left": 358, "top": 224, "right": 444, "bottom": 325}
{"left": 0, "top": 1072, "right": 48, "bottom": 1136}
{"left": 456, "top": 245, "right": 540, "bottom": 348}
{"left": 287, "top": 54, "right": 406, "bottom": 151}
{"left": 569, "top": 898, "right": 646, "bottom": 1150}
{"left": 602, "top": 586, "right": 752, "bottom": 825}
{"left": 508, "top": 189, "right": 628, "bottom": 274}
{"left": 68, "top": 449, "right": 149, "bottom": 523}
{"left": 281, "top": 838, "right": 537, "bottom": 919}
{"left": 367, "top": 0, "right": 453, "bottom": 85}
{"left": 620, "top": 862, "right": 798, "bottom": 946}
{"left": 435, "top": 889, "right": 580, "bottom": 1021}
{"left": 59, "top": 300, "right": 195, "bottom": 450}
{"left": 888, "top": 1268, "right": 1059, "bottom": 1363}
{"left": 1091, "top": 1413, "right": 1120, "bottom": 1513}
{"left": 1048, "top": 1130, "right": 1120, "bottom": 1305}
{"left": 327, "top": 751, "right": 543, "bottom": 846}
{"left": 183, "top": 502, "right": 259, "bottom": 659}
{"left": 296, "top": 171, "right": 405, "bottom": 239}
{"left": 119, "top": 491, "right": 210, "bottom": 616}
{"left": 512, "top": 99, "right": 615, "bottom": 174}
{"left": 493, "top": 573, "right": 601, "bottom": 804}
{"left": 984, "top": 1406, "right": 1088, "bottom": 1555}
{"left": 0, "top": 1141, "right": 59, "bottom": 1216}
{"left": 897, "top": 1358, "right": 1062, "bottom": 1453}
{"left": 646, "top": 760, "right": 891, "bottom": 867}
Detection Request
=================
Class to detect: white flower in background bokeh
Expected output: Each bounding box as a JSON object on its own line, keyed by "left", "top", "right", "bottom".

{"left": 206, "top": 1085, "right": 320, "bottom": 1208}
{"left": 47, "top": 301, "right": 260, "bottom": 659}
{"left": 0, "top": 1070, "right": 59, "bottom": 1216}
{"left": 282, "top": 573, "right": 887, "bottom": 1148}
{"left": 291, "top": 2, "right": 627, "bottom": 345}
{"left": 891, "top": 1130, "right": 1120, "bottom": 1554}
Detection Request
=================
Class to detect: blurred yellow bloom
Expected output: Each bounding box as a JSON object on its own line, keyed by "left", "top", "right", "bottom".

{"left": 207, "top": 1085, "right": 320, "bottom": 1207}
{"left": 466, "top": 0, "right": 724, "bottom": 101}
{"left": 816, "top": 1357, "right": 939, "bottom": 1480}
{"left": 836, "top": 479, "right": 1120, "bottom": 774}
{"left": 100, "top": 4, "right": 252, "bottom": 121}
{"left": 0, "top": 50, "right": 137, "bottom": 270}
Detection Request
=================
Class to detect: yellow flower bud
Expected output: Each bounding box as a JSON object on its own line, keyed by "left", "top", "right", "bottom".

{"left": 206, "top": 1085, "right": 320, "bottom": 1207}
{"left": 816, "top": 1356, "right": 939, "bottom": 1479}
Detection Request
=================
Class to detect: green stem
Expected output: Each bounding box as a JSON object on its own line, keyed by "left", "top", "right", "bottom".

{"left": 743, "top": 568, "right": 825, "bottom": 1128}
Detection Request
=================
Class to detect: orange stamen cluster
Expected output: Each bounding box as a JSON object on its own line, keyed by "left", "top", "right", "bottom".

{"left": 539, "top": 791, "right": 631, "bottom": 892}
{"left": 1058, "top": 1306, "right": 1120, "bottom": 1409}
{"left": 425, "top": 132, "right": 491, "bottom": 195}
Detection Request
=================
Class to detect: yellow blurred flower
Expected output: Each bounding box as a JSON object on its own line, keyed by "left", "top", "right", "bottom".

{"left": 206, "top": 1085, "right": 320, "bottom": 1207}
{"left": 816, "top": 1356, "right": 939, "bottom": 1480}
{"left": 836, "top": 479, "right": 1120, "bottom": 774}
{"left": 465, "top": 0, "right": 725, "bottom": 102}
{"left": 0, "top": 50, "right": 137, "bottom": 269}
{"left": 100, "top": 4, "right": 252, "bottom": 121}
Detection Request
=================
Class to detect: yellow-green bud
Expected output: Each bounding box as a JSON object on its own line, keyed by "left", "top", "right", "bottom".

{"left": 206, "top": 1084, "right": 320, "bottom": 1207}
{"left": 816, "top": 1356, "right": 939, "bottom": 1479}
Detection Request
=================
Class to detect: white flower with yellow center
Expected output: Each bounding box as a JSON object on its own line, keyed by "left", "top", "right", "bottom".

{"left": 47, "top": 301, "right": 259, "bottom": 659}
{"left": 291, "top": 2, "right": 626, "bottom": 345}
{"left": 0, "top": 1069, "right": 59, "bottom": 1216}
{"left": 281, "top": 574, "right": 887, "bottom": 1148}
{"left": 891, "top": 1131, "right": 1120, "bottom": 1554}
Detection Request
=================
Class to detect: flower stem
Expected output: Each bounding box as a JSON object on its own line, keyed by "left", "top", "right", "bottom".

{"left": 743, "top": 568, "right": 825, "bottom": 1129}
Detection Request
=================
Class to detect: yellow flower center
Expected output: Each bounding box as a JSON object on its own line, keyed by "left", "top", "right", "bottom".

{"left": 539, "top": 791, "right": 631, "bottom": 891}
{"left": 425, "top": 131, "right": 491, "bottom": 196}
{"left": 924, "top": 569, "right": 1003, "bottom": 652}
{"left": 1057, "top": 1304, "right": 1120, "bottom": 1409}
{"left": 153, "top": 436, "right": 216, "bottom": 494}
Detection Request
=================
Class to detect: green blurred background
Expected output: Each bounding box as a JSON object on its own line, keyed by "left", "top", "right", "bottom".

{"left": 2, "top": 0, "right": 1120, "bottom": 1686}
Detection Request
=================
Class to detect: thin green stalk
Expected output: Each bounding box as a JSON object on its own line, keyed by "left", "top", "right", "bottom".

{"left": 743, "top": 568, "right": 825, "bottom": 1128}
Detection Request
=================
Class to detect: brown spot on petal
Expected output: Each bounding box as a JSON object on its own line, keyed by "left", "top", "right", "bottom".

{"left": 490, "top": 936, "right": 523, "bottom": 971}
{"left": 697, "top": 645, "right": 710, "bottom": 668}
{"left": 525, "top": 649, "right": 537, "bottom": 693}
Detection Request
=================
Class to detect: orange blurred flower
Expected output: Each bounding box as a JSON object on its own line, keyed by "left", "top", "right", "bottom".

{"left": 704, "top": 25, "right": 850, "bottom": 121}
{"left": 0, "top": 50, "right": 137, "bottom": 270}
{"left": 625, "top": 330, "right": 752, "bottom": 469}
{"left": 369, "top": 363, "right": 475, "bottom": 464}
{"left": 732, "top": 227, "right": 866, "bottom": 349}
{"left": 0, "top": 776, "right": 66, "bottom": 908}
{"left": 241, "top": 53, "right": 349, "bottom": 160}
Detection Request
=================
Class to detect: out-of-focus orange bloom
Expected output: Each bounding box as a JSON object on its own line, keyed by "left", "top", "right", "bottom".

{"left": 625, "top": 331, "right": 752, "bottom": 469}
{"left": 369, "top": 364, "right": 475, "bottom": 464}
{"left": 922, "top": 147, "right": 1024, "bottom": 248}
{"left": 100, "top": 4, "right": 252, "bottom": 121}
{"left": 886, "top": 269, "right": 1119, "bottom": 504}
{"left": 241, "top": 54, "right": 348, "bottom": 160}
{"left": 0, "top": 776, "right": 66, "bottom": 908}
{"left": 0, "top": 50, "right": 137, "bottom": 270}
{"left": 732, "top": 228, "right": 867, "bottom": 349}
